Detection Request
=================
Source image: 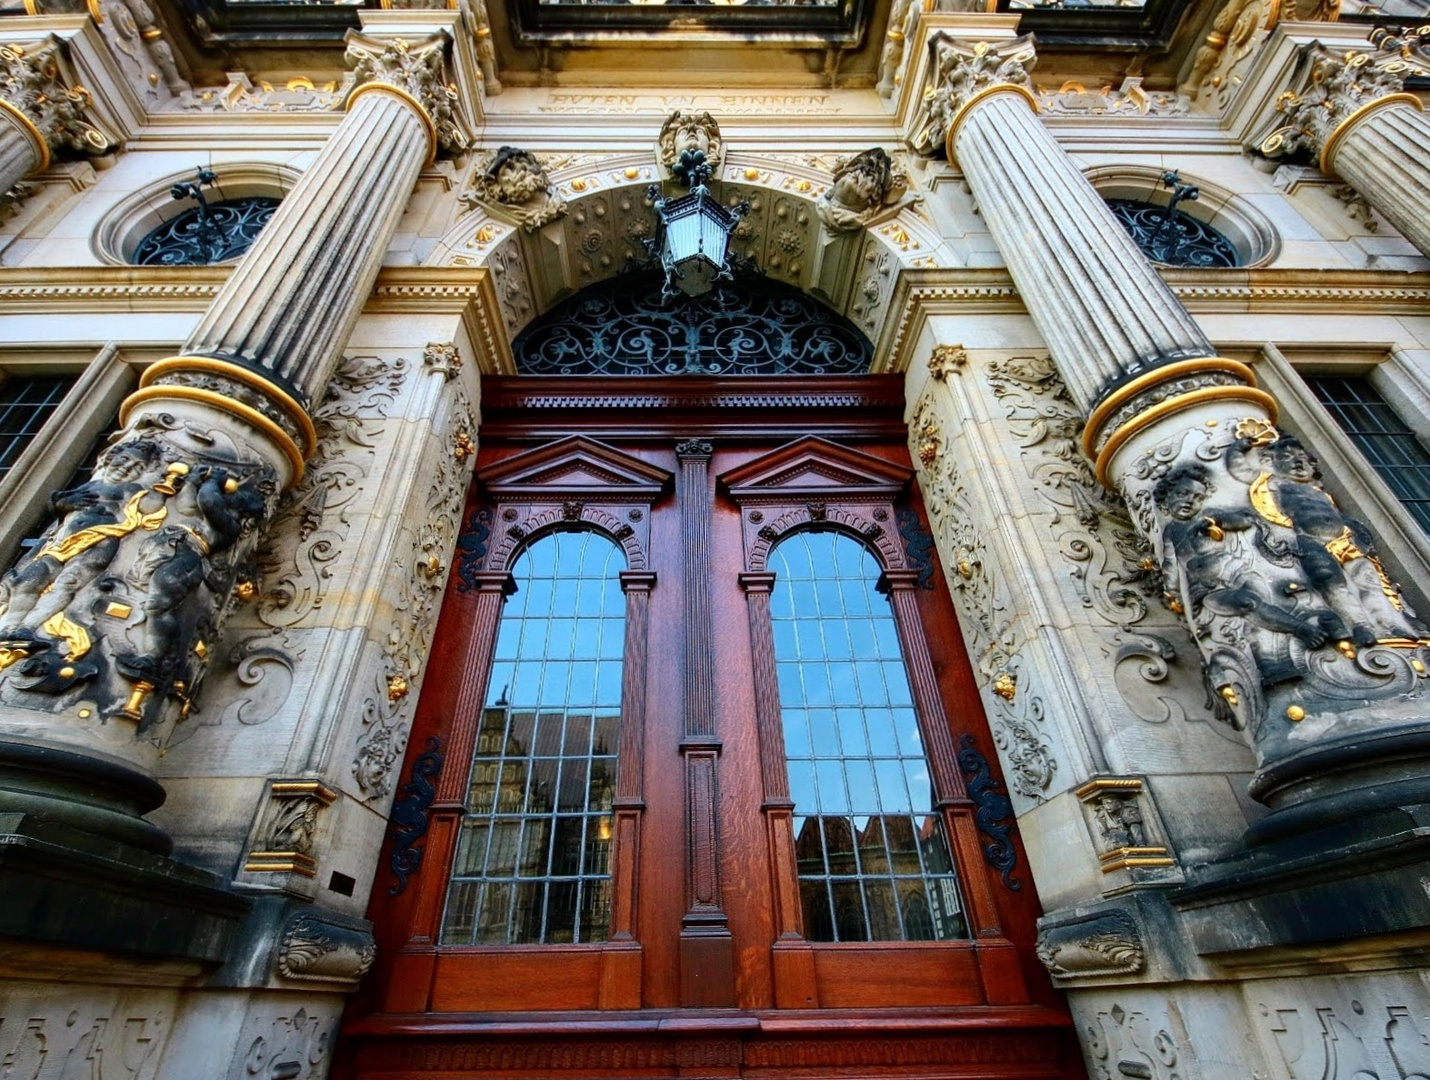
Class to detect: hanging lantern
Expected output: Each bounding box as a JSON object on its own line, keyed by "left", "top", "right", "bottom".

{"left": 646, "top": 148, "right": 748, "bottom": 300}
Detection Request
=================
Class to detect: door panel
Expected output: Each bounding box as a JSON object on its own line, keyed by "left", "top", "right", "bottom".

{"left": 342, "top": 375, "right": 1080, "bottom": 1080}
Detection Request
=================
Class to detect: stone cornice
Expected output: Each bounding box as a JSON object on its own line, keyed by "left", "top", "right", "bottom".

{"left": 0, "top": 266, "right": 513, "bottom": 375}
{"left": 3, "top": 265, "right": 1420, "bottom": 383}
{"left": 875, "top": 266, "right": 1430, "bottom": 373}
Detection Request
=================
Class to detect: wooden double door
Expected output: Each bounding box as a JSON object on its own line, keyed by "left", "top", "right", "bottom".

{"left": 340, "top": 375, "right": 1080, "bottom": 1080}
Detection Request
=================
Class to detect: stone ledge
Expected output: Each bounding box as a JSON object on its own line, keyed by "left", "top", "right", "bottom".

{"left": 0, "top": 812, "right": 250, "bottom": 963}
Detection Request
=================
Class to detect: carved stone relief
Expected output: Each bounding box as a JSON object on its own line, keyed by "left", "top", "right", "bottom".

{"left": 1036, "top": 77, "right": 1189, "bottom": 117}
{"left": 909, "top": 389, "right": 1058, "bottom": 803}
{"left": 1081, "top": 1002, "right": 1185, "bottom": 1080}
{"left": 1036, "top": 908, "right": 1145, "bottom": 980}
{"left": 277, "top": 911, "right": 376, "bottom": 988}
{"left": 351, "top": 371, "right": 473, "bottom": 803}
{"left": 1121, "top": 417, "right": 1430, "bottom": 757}
{"left": 1177, "top": 0, "right": 1277, "bottom": 108}
{"left": 0, "top": 992, "right": 172, "bottom": 1080}
{"left": 97, "top": 0, "right": 189, "bottom": 108}
{"left": 460, "top": 146, "right": 567, "bottom": 232}
{"left": 1262, "top": 994, "right": 1430, "bottom": 1079}
{"left": 0, "top": 36, "right": 112, "bottom": 157}
{"left": 241, "top": 779, "right": 338, "bottom": 881}
{"left": 231, "top": 1001, "right": 338, "bottom": 1080}
{"left": 0, "top": 412, "right": 278, "bottom": 740}
{"left": 984, "top": 355, "right": 1237, "bottom": 746}
{"left": 176, "top": 73, "right": 351, "bottom": 113}
{"left": 815, "top": 148, "right": 911, "bottom": 233}
{"left": 344, "top": 31, "right": 469, "bottom": 154}
{"left": 657, "top": 110, "right": 723, "bottom": 174}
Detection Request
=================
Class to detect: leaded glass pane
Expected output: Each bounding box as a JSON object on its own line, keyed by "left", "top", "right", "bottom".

{"left": 1307, "top": 375, "right": 1430, "bottom": 537}
{"left": 441, "top": 530, "right": 624, "bottom": 945}
{"left": 0, "top": 375, "right": 74, "bottom": 482}
{"left": 770, "top": 531, "right": 967, "bottom": 943}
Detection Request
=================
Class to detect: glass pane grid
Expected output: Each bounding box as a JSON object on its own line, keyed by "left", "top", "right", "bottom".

{"left": 441, "top": 530, "right": 624, "bottom": 946}
{"left": 772, "top": 531, "right": 967, "bottom": 944}
{"left": 0, "top": 376, "right": 74, "bottom": 480}
{"left": 1308, "top": 376, "right": 1430, "bottom": 536}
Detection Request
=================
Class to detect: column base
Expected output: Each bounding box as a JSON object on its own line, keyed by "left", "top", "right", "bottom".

{"left": 1171, "top": 799, "right": 1430, "bottom": 955}
{"left": 0, "top": 739, "right": 172, "bottom": 854}
{"left": 0, "top": 809, "right": 249, "bottom": 962}
{"left": 1246, "top": 724, "right": 1430, "bottom": 845}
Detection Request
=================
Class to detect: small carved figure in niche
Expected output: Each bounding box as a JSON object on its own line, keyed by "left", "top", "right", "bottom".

{"left": 117, "top": 464, "right": 271, "bottom": 688}
{"left": 1234, "top": 433, "right": 1424, "bottom": 647}
{"left": 816, "top": 148, "right": 909, "bottom": 233}
{"left": 1155, "top": 462, "right": 1338, "bottom": 654}
{"left": 0, "top": 440, "right": 165, "bottom": 650}
{"left": 1089, "top": 791, "right": 1146, "bottom": 849}
{"left": 467, "top": 146, "right": 566, "bottom": 232}
{"left": 657, "top": 110, "right": 723, "bottom": 172}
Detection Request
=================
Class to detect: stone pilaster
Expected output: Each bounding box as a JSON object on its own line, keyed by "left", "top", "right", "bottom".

{"left": 0, "top": 35, "right": 108, "bottom": 193}
{"left": 1260, "top": 32, "right": 1430, "bottom": 258}
{"left": 0, "top": 29, "right": 466, "bottom": 867}
{"left": 914, "top": 29, "right": 1430, "bottom": 845}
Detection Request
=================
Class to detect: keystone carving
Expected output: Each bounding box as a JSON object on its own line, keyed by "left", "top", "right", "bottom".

{"left": 344, "top": 30, "right": 468, "bottom": 153}
{"left": 911, "top": 35, "right": 1036, "bottom": 158}
{"left": 0, "top": 37, "right": 111, "bottom": 157}
{"left": 657, "top": 110, "right": 723, "bottom": 173}
{"left": 815, "top": 147, "right": 909, "bottom": 232}
{"left": 463, "top": 145, "right": 567, "bottom": 231}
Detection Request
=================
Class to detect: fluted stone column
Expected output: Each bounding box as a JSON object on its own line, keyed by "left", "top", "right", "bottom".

{"left": 916, "top": 31, "right": 1430, "bottom": 844}
{"left": 1260, "top": 30, "right": 1430, "bottom": 258}
{"left": 0, "top": 29, "right": 465, "bottom": 855}
{"left": 0, "top": 35, "right": 109, "bottom": 193}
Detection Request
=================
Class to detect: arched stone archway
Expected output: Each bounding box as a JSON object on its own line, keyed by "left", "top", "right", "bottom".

{"left": 426, "top": 150, "right": 955, "bottom": 364}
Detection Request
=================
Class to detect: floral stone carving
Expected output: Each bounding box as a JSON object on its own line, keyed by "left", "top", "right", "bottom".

{"left": 277, "top": 910, "right": 377, "bottom": 987}
{"left": 1, "top": 37, "right": 111, "bottom": 158}
{"left": 1036, "top": 908, "right": 1145, "bottom": 979}
{"left": 911, "top": 35, "right": 1036, "bottom": 159}
{"left": 344, "top": 30, "right": 468, "bottom": 154}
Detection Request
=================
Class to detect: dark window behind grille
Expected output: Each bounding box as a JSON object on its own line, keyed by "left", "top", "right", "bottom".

{"left": 0, "top": 375, "right": 75, "bottom": 482}
{"left": 442, "top": 530, "right": 625, "bottom": 945}
{"left": 1307, "top": 375, "right": 1430, "bottom": 537}
{"left": 770, "top": 530, "right": 966, "bottom": 943}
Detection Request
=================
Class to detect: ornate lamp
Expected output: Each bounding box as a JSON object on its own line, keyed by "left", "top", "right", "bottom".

{"left": 646, "top": 148, "right": 748, "bottom": 300}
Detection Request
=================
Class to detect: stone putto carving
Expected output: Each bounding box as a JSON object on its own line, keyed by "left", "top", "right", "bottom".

{"left": 0, "top": 37, "right": 111, "bottom": 157}
{"left": 657, "top": 110, "right": 723, "bottom": 173}
{"left": 463, "top": 146, "right": 567, "bottom": 232}
{"left": 815, "top": 148, "right": 909, "bottom": 232}
{"left": 1258, "top": 42, "right": 1417, "bottom": 166}
{"left": 0, "top": 415, "right": 278, "bottom": 732}
{"left": 344, "top": 31, "right": 467, "bottom": 153}
{"left": 911, "top": 35, "right": 1036, "bottom": 159}
{"left": 1125, "top": 418, "right": 1430, "bottom": 757}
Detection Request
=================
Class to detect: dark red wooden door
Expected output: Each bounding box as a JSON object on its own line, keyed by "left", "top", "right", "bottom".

{"left": 339, "top": 376, "right": 1082, "bottom": 1079}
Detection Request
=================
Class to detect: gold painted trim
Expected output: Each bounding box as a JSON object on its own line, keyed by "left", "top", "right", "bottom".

{"left": 1094, "top": 386, "right": 1279, "bottom": 488}
{"left": 346, "top": 81, "right": 438, "bottom": 168}
{"left": 140, "top": 356, "right": 317, "bottom": 458}
{"left": 1320, "top": 92, "right": 1423, "bottom": 179}
{"left": 271, "top": 780, "right": 338, "bottom": 802}
{"left": 1100, "top": 852, "right": 1176, "bottom": 873}
{"left": 1082, "top": 357, "right": 1256, "bottom": 460}
{"left": 945, "top": 83, "right": 1039, "bottom": 170}
{"left": 244, "top": 851, "right": 318, "bottom": 877}
{"left": 0, "top": 98, "right": 50, "bottom": 174}
{"left": 120, "top": 385, "right": 306, "bottom": 486}
{"left": 1074, "top": 777, "right": 1144, "bottom": 799}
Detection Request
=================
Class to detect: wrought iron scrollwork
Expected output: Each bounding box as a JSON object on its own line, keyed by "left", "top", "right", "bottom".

{"left": 454, "top": 507, "right": 494, "bottom": 593}
{"left": 132, "top": 197, "right": 280, "bottom": 266}
{"left": 512, "top": 271, "right": 873, "bottom": 376}
{"left": 956, "top": 732, "right": 1022, "bottom": 891}
{"left": 388, "top": 735, "right": 445, "bottom": 896}
{"left": 896, "top": 506, "right": 936, "bottom": 590}
{"left": 1105, "top": 197, "right": 1239, "bottom": 269}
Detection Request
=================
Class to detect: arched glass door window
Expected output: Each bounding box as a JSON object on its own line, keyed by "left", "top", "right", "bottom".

{"left": 769, "top": 530, "right": 966, "bottom": 942}
{"left": 441, "top": 530, "right": 626, "bottom": 945}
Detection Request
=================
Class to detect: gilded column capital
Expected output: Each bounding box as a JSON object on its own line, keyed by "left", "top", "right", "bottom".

{"left": 1259, "top": 39, "right": 1427, "bottom": 177}
{"left": 910, "top": 33, "right": 1038, "bottom": 165}
{"left": 343, "top": 30, "right": 468, "bottom": 163}
{"left": 0, "top": 36, "right": 110, "bottom": 170}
